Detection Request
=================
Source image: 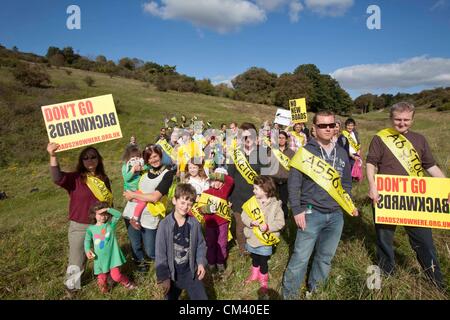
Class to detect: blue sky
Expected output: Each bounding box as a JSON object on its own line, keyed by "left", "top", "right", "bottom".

{"left": 1, "top": 0, "right": 450, "bottom": 98}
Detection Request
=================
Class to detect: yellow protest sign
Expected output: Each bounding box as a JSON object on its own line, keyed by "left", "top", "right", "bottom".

{"left": 375, "top": 174, "right": 450, "bottom": 230}
{"left": 289, "top": 98, "right": 307, "bottom": 124}
{"left": 41, "top": 94, "right": 122, "bottom": 152}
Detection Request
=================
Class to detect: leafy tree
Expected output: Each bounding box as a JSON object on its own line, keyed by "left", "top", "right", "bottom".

{"left": 215, "top": 83, "right": 234, "bottom": 99}
{"left": 294, "top": 64, "right": 353, "bottom": 114}
{"left": 155, "top": 74, "right": 168, "bottom": 91}
{"left": 232, "top": 67, "right": 277, "bottom": 104}
{"left": 354, "top": 93, "right": 376, "bottom": 113}
{"left": 119, "top": 57, "right": 135, "bottom": 70}
{"left": 48, "top": 53, "right": 65, "bottom": 67}
{"left": 272, "top": 72, "right": 313, "bottom": 108}
{"left": 46, "top": 46, "right": 61, "bottom": 58}
{"left": 12, "top": 63, "right": 51, "bottom": 87}
{"left": 96, "top": 55, "right": 107, "bottom": 64}
{"left": 62, "top": 47, "right": 78, "bottom": 64}
{"left": 196, "top": 79, "right": 215, "bottom": 96}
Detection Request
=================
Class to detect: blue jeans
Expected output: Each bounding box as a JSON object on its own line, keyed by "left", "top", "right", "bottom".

{"left": 282, "top": 209, "right": 344, "bottom": 299}
{"left": 373, "top": 208, "right": 443, "bottom": 289}
{"left": 124, "top": 219, "right": 156, "bottom": 262}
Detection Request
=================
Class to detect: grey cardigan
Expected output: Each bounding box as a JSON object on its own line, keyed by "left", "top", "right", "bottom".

{"left": 155, "top": 212, "right": 207, "bottom": 282}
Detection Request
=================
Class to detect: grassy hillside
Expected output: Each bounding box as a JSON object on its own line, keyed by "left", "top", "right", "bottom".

{"left": 0, "top": 65, "right": 449, "bottom": 300}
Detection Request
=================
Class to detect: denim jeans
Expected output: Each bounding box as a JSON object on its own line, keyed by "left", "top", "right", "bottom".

{"left": 282, "top": 209, "right": 344, "bottom": 299}
{"left": 373, "top": 208, "right": 444, "bottom": 289}
{"left": 124, "top": 219, "right": 157, "bottom": 262}
{"left": 167, "top": 272, "right": 208, "bottom": 300}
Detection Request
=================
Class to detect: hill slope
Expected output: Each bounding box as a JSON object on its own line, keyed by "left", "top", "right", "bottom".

{"left": 0, "top": 65, "right": 449, "bottom": 300}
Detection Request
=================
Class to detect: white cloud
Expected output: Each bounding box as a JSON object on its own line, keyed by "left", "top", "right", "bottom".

{"left": 143, "top": 0, "right": 266, "bottom": 33}
{"left": 304, "top": 0, "right": 354, "bottom": 16}
{"left": 143, "top": 0, "right": 352, "bottom": 33}
{"left": 430, "top": 0, "right": 447, "bottom": 11}
{"left": 289, "top": 1, "right": 304, "bottom": 22}
{"left": 331, "top": 56, "right": 450, "bottom": 91}
{"left": 254, "top": 0, "right": 288, "bottom": 11}
{"left": 211, "top": 74, "right": 238, "bottom": 87}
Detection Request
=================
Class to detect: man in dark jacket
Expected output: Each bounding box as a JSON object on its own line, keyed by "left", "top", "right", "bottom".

{"left": 228, "top": 122, "right": 269, "bottom": 255}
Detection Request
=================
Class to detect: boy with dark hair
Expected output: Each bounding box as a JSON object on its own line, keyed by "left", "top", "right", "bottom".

{"left": 155, "top": 184, "right": 208, "bottom": 300}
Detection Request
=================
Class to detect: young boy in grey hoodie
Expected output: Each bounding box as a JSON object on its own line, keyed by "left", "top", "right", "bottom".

{"left": 155, "top": 184, "right": 208, "bottom": 300}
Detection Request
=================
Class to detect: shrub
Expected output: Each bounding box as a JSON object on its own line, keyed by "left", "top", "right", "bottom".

{"left": 12, "top": 63, "right": 51, "bottom": 87}
{"left": 437, "top": 102, "right": 450, "bottom": 112}
{"left": 83, "top": 76, "right": 95, "bottom": 87}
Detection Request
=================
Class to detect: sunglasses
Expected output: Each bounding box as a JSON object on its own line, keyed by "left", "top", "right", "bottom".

{"left": 82, "top": 155, "right": 98, "bottom": 161}
{"left": 316, "top": 123, "right": 337, "bottom": 129}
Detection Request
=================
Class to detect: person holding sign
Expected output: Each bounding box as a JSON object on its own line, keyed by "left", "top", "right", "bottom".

{"left": 242, "top": 176, "right": 285, "bottom": 294}
{"left": 47, "top": 142, "right": 112, "bottom": 297}
{"left": 282, "top": 111, "right": 358, "bottom": 299}
{"left": 196, "top": 168, "right": 234, "bottom": 273}
{"left": 228, "top": 122, "right": 269, "bottom": 256}
{"left": 289, "top": 123, "right": 308, "bottom": 152}
{"left": 366, "top": 102, "right": 447, "bottom": 289}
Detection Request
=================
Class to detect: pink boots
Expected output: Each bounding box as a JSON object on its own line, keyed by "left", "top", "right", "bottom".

{"left": 245, "top": 266, "right": 269, "bottom": 293}
{"left": 259, "top": 273, "right": 269, "bottom": 294}
{"left": 245, "top": 266, "right": 260, "bottom": 284}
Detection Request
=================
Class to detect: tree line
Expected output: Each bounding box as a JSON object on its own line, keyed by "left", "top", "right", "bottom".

{"left": 2, "top": 44, "right": 450, "bottom": 113}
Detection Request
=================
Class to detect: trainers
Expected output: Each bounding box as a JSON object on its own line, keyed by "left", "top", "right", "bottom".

{"left": 208, "top": 264, "right": 217, "bottom": 272}
{"left": 98, "top": 282, "right": 109, "bottom": 294}
{"left": 130, "top": 218, "right": 142, "bottom": 230}
{"left": 136, "top": 261, "right": 149, "bottom": 273}
{"left": 63, "top": 287, "right": 79, "bottom": 300}
{"left": 123, "top": 281, "right": 137, "bottom": 290}
{"left": 217, "top": 264, "right": 225, "bottom": 273}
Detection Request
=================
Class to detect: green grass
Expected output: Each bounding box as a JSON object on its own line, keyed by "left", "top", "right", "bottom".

{"left": 0, "top": 65, "right": 449, "bottom": 300}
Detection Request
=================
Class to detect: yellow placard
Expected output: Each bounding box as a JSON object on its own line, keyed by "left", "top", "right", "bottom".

{"left": 375, "top": 174, "right": 450, "bottom": 230}
{"left": 289, "top": 98, "right": 307, "bottom": 124}
{"left": 41, "top": 94, "right": 122, "bottom": 152}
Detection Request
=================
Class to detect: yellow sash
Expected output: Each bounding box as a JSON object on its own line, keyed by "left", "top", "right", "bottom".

{"left": 190, "top": 202, "right": 205, "bottom": 225}
{"left": 289, "top": 148, "right": 356, "bottom": 216}
{"left": 191, "top": 193, "right": 233, "bottom": 241}
{"left": 342, "top": 130, "right": 361, "bottom": 152}
{"left": 231, "top": 147, "right": 258, "bottom": 185}
{"left": 156, "top": 139, "right": 175, "bottom": 161}
{"left": 86, "top": 174, "right": 113, "bottom": 206}
{"left": 198, "top": 193, "right": 232, "bottom": 221}
{"left": 138, "top": 174, "right": 168, "bottom": 218}
{"left": 262, "top": 137, "right": 290, "bottom": 171}
{"left": 146, "top": 196, "right": 167, "bottom": 218}
{"left": 242, "top": 196, "right": 280, "bottom": 246}
{"left": 291, "top": 131, "right": 305, "bottom": 146}
{"left": 377, "top": 128, "right": 425, "bottom": 177}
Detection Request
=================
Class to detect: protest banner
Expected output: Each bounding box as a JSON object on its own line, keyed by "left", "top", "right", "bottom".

{"left": 274, "top": 108, "right": 292, "bottom": 126}
{"left": 41, "top": 94, "right": 122, "bottom": 152}
{"left": 288, "top": 98, "right": 307, "bottom": 124}
{"left": 375, "top": 174, "right": 450, "bottom": 230}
